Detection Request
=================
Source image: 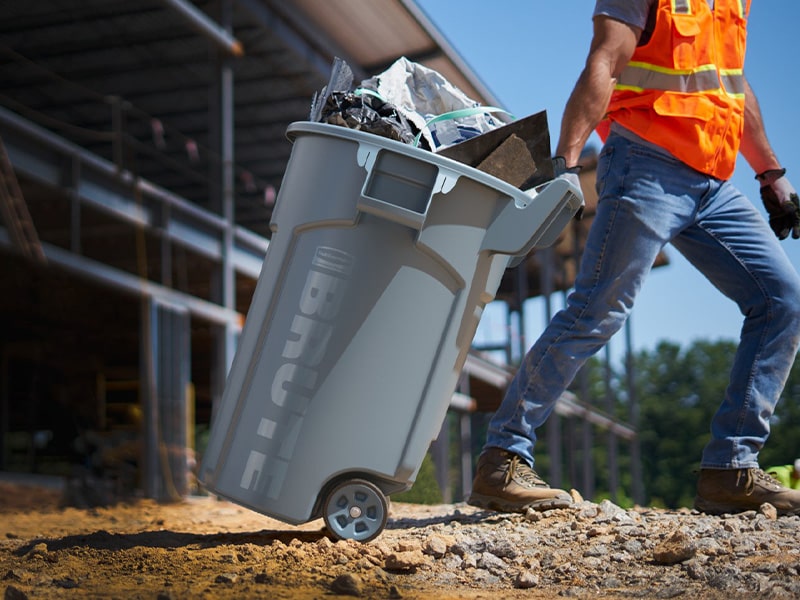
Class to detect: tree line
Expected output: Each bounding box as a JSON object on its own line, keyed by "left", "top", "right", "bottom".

{"left": 571, "top": 339, "right": 800, "bottom": 509}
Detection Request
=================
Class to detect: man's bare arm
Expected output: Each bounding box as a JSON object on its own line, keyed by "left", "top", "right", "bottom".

{"left": 555, "top": 15, "right": 641, "bottom": 166}
{"left": 739, "top": 78, "right": 782, "bottom": 175}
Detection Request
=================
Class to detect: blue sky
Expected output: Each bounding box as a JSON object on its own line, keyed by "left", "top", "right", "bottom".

{"left": 415, "top": 0, "right": 800, "bottom": 361}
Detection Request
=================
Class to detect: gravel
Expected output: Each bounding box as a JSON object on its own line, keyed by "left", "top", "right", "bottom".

{"left": 2, "top": 483, "right": 800, "bottom": 599}
{"left": 374, "top": 496, "right": 800, "bottom": 599}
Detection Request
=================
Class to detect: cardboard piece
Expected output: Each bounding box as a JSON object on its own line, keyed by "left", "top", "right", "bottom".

{"left": 437, "top": 110, "right": 553, "bottom": 189}
{"left": 475, "top": 134, "right": 536, "bottom": 188}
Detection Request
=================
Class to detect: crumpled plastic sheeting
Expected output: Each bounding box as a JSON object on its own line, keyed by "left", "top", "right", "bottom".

{"left": 309, "top": 57, "right": 354, "bottom": 123}
{"left": 359, "top": 57, "right": 508, "bottom": 151}
{"left": 309, "top": 57, "right": 417, "bottom": 145}
{"left": 320, "top": 91, "right": 417, "bottom": 145}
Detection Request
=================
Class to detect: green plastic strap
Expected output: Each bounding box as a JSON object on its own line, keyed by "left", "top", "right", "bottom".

{"left": 412, "top": 106, "right": 515, "bottom": 147}
{"left": 353, "top": 88, "right": 386, "bottom": 102}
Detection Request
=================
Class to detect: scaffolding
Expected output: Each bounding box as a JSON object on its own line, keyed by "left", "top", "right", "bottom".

{"left": 0, "top": 0, "right": 649, "bottom": 505}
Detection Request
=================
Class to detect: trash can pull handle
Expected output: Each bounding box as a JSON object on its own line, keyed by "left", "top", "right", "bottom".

{"left": 355, "top": 142, "right": 461, "bottom": 230}
{"left": 481, "top": 178, "right": 584, "bottom": 256}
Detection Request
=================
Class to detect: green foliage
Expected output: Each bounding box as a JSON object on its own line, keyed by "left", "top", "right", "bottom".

{"left": 551, "top": 338, "right": 800, "bottom": 510}
{"left": 633, "top": 339, "right": 739, "bottom": 508}
{"left": 392, "top": 451, "right": 443, "bottom": 505}
{"left": 606, "top": 339, "right": 800, "bottom": 509}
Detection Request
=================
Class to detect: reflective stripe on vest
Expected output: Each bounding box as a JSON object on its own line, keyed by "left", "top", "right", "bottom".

{"left": 616, "top": 62, "right": 744, "bottom": 99}
{"left": 672, "top": 0, "right": 747, "bottom": 17}
{"left": 720, "top": 69, "right": 746, "bottom": 97}
{"left": 672, "top": 0, "right": 691, "bottom": 14}
{"left": 617, "top": 62, "right": 718, "bottom": 93}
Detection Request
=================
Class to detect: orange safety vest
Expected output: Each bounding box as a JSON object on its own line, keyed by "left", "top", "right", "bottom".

{"left": 598, "top": 0, "right": 750, "bottom": 180}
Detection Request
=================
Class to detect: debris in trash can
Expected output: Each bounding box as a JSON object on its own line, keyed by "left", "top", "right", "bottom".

{"left": 359, "top": 56, "right": 510, "bottom": 151}
{"left": 307, "top": 57, "right": 554, "bottom": 191}
{"left": 309, "top": 57, "right": 417, "bottom": 145}
{"left": 309, "top": 56, "right": 354, "bottom": 122}
{"left": 323, "top": 91, "right": 417, "bottom": 144}
{"left": 309, "top": 57, "right": 512, "bottom": 151}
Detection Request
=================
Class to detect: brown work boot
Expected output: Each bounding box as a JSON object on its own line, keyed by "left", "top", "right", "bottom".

{"left": 467, "top": 447, "right": 573, "bottom": 512}
{"left": 694, "top": 467, "right": 800, "bottom": 516}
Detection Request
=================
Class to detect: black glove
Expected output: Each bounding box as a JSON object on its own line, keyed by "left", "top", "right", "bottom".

{"left": 757, "top": 168, "right": 800, "bottom": 240}
{"left": 552, "top": 156, "right": 584, "bottom": 220}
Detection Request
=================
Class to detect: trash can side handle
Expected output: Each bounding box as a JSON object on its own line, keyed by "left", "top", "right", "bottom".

{"left": 355, "top": 142, "right": 462, "bottom": 231}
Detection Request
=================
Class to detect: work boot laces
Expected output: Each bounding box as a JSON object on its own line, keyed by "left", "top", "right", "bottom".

{"left": 741, "top": 468, "right": 784, "bottom": 495}
{"left": 504, "top": 455, "right": 547, "bottom": 489}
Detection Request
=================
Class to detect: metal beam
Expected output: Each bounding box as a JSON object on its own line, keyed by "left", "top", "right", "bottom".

{"left": 449, "top": 392, "right": 476, "bottom": 413}
{"left": 555, "top": 392, "right": 637, "bottom": 441}
{"left": 462, "top": 352, "right": 513, "bottom": 389}
{"left": 235, "top": 0, "right": 358, "bottom": 82}
{"left": 0, "top": 228, "right": 242, "bottom": 327}
{"left": 463, "top": 350, "right": 636, "bottom": 439}
{"left": 0, "top": 105, "right": 267, "bottom": 278}
{"left": 158, "top": 0, "right": 244, "bottom": 57}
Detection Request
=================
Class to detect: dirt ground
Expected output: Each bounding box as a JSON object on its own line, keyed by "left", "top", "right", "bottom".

{"left": 2, "top": 476, "right": 799, "bottom": 600}
{"left": 0, "top": 479, "right": 497, "bottom": 600}
{"left": 0, "top": 479, "right": 524, "bottom": 600}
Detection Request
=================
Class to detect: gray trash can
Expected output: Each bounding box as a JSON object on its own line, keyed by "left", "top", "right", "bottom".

{"left": 200, "top": 121, "right": 583, "bottom": 542}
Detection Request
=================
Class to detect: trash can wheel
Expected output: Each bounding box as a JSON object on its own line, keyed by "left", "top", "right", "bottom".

{"left": 323, "top": 478, "right": 388, "bottom": 542}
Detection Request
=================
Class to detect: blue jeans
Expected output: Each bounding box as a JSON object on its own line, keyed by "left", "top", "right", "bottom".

{"left": 485, "top": 132, "right": 800, "bottom": 471}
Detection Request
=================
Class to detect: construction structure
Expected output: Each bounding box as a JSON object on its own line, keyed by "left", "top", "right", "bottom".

{"left": 0, "top": 0, "right": 646, "bottom": 505}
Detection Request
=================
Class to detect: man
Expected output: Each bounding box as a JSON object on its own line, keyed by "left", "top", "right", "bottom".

{"left": 468, "top": 0, "right": 800, "bottom": 516}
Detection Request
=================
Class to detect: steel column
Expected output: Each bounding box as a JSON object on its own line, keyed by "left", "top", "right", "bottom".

{"left": 141, "top": 298, "right": 191, "bottom": 500}
{"left": 206, "top": 0, "right": 239, "bottom": 437}
{"left": 626, "top": 318, "right": 644, "bottom": 504}
{"left": 605, "top": 344, "right": 619, "bottom": 503}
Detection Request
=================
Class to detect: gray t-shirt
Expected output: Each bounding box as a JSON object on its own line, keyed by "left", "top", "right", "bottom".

{"left": 593, "top": 0, "right": 655, "bottom": 31}
{"left": 594, "top": 0, "right": 715, "bottom": 31}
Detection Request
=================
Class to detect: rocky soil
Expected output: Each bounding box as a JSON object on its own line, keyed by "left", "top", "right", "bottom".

{"left": 1, "top": 479, "right": 799, "bottom": 599}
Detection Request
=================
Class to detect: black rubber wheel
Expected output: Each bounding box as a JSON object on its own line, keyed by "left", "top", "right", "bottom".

{"left": 322, "top": 478, "right": 388, "bottom": 543}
